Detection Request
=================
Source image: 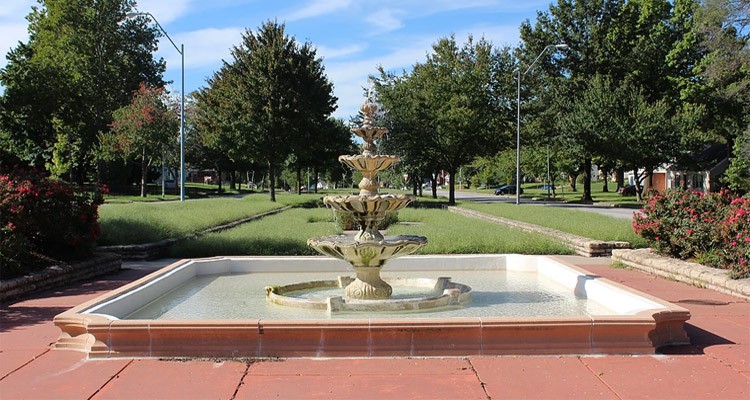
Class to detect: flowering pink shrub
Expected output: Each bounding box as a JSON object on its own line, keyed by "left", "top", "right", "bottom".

{"left": 1, "top": 166, "right": 104, "bottom": 278}
{"left": 633, "top": 189, "right": 749, "bottom": 278}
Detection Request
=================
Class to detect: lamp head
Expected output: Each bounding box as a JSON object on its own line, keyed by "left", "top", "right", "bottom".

{"left": 125, "top": 12, "right": 146, "bottom": 18}
{"left": 554, "top": 44, "right": 569, "bottom": 51}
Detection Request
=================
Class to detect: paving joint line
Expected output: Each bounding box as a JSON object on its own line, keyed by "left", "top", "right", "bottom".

{"left": 86, "top": 359, "right": 134, "bottom": 400}
{"left": 229, "top": 361, "right": 252, "bottom": 400}
{"left": 578, "top": 356, "right": 622, "bottom": 399}
{"left": 0, "top": 348, "right": 51, "bottom": 380}
{"left": 465, "top": 357, "right": 492, "bottom": 400}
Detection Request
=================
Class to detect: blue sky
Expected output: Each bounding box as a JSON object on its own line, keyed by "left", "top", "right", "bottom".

{"left": 1, "top": 0, "right": 549, "bottom": 119}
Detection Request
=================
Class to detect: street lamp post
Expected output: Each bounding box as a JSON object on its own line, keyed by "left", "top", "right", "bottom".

{"left": 126, "top": 12, "right": 185, "bottom": 202}
{"left": 515, "top": 43, "right": 568, "bottom": 205}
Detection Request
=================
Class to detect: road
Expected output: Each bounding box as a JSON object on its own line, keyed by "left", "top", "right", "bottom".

{"left": 435, "top": 189, "right": 639, "bottom": 220}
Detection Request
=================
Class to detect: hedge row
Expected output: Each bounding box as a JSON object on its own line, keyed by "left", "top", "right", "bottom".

{"left": 1, "top": 166, "right": 103, "bottom": 279}
{"left": 633, "top": 189, "right": 749, "bottom": 278}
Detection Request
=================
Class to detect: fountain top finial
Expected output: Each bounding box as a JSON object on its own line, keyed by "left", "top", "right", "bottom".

{"left": 360, "top": 100, "right": 378, "bottom": 128}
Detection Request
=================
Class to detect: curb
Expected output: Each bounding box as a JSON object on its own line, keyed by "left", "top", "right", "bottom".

{"left": 448, "top": 207, "right": 629, "bottom": 257}
{"left": 612, "top": 248, "right": 750, "bottom": 300}
{"left": 0, "top": 252, "right": 122, "bottom": 302}
{"left": 97, "top": 206, "right": 292, "bottom": 260}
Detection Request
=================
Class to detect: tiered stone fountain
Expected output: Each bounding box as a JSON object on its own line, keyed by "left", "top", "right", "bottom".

{"left": 265, "top": 99, "right": 471, "bottom": 312}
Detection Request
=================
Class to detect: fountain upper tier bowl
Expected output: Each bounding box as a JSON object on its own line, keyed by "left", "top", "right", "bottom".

{"left": 338, "top": 154, "right": 399, "bottom": 174}
{"left": 323, "top": 193, "right": 414, "bottom": 215}
{"left": 53, "top": 255, "right": 690, "bottom": 358}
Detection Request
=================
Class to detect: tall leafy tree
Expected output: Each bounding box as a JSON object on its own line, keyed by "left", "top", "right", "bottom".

{"left": 191, "top": 69, "right": 249, "bottom": 191}
{"left": 376, "top": 35, "right": 514, "bottom": 205}
{"left": 561, "top": 76, "right": 681, "bottom": 200}
{"left": 100, "top": 84, "right": 178, "bottom": 197}
{"left": 521, "top": 0, "right": 703, "bottom": 201}
{"left": 221, "top": 21, "right": 336, "bottom": 201}
{"left": 0, "top": 0, "right": 165, "bottom": 183}
{"left": 686, "top": 0, "right": 750, "bottom": 174}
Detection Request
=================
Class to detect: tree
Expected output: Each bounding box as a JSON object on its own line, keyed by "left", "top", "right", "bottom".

{"left": 191, "top": 70, "right": 249, "bottom": 192}
{"left": 685, "top": 0, "right": 750, "bottom": 180}
{"left": 376, "top": 35, "right": 515, "bottom": 205}
{"left": 724, "top": 128, "right": 750, "bottom": 193}
{"left": 561, "top": 76, "right": 681, "bottom": 201}
{"left": 101, "top": 84, "right": 178, "bottom": 197}
{"left": 220, "top": 21, "right": 336, "bottom": 202}
{"left": 375, "top": 69, "right": 442, "bottom": 197}
{"left": 0, "top": 0, "right": 165, "bottom": 183}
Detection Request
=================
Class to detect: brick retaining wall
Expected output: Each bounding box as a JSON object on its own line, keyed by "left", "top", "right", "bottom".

{"left": 1, "top": 252, "right": 122, "bottom": 302}
{"left": 448, "top": 207, "right": 630, "bottom": 257}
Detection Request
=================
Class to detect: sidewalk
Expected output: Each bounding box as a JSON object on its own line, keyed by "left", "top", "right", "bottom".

{"left": 1, "top": 256, "right": 748, "bottom": 399}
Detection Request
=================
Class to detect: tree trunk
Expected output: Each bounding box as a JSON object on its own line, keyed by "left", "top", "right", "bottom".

{"left": 430, "top": 173, "right": 438, "bottom": 199}
{"left": 216, "top": 169, "right": 222, "bottom": 192}
{"left": 412, "top": 174, "right": 418, "bottom": 196}
{"left": 601, "top": 167, "right": 609, "bottom": 192}
{"left": 296, "top": 167, "right": 302, "bottom": 195}
{"left": 582, "top": 157, "right": 593, "bottom": 202}
{"left": 314, "top": 170, "right": 320, "bottom": 194}
{"left": 268, "top": 162, "right": 277, "bottom": 202}
{"left": 229, "top": 171, "right": 237, "bottom": 190}
{"left": 616, "top": 167, "right": 625, "bottom": 190}
{"left": 633, "top": 168, "right": 648, "bottom": 203}
{"left": 140, "top": 148, "right": 148, "bottom": 197}
{"left": 568, "top": 173, "right": 578, "bottom": 192}
{"left": 448, "top": 167, "right": 457, "bottom": 206}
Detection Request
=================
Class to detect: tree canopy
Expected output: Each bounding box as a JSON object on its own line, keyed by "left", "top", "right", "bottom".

{"left": 375, "top": 35, "right": 516, "bottom": 205}
{"left": 0, "top": 0, "right": 165, "bottom": 184}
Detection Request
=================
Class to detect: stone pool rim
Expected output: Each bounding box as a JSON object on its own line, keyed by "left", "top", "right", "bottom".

{"left": 53, "top": 255, "right": 690, "bottom": 358}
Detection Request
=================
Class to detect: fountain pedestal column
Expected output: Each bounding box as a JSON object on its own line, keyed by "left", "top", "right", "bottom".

{"left": 346, "top": 267, "right": 392, "bottom": 299}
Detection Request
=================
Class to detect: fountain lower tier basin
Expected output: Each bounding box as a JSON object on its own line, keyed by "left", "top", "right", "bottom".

{"left": 53, "top": 255, "right": 690, "bottom": 358}
{"left": 266, "top": 276, "right": 471, "bottom": 312}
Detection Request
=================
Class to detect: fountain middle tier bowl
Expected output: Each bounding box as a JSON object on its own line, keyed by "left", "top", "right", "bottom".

{"left": 324, "top": 193, "right": 414, "bottom": 215}
{"left": 338, "top": 154, "right": 399, "bottom": 174}
{"left": 307, "top": 235, "right": 427, "bottom": 267}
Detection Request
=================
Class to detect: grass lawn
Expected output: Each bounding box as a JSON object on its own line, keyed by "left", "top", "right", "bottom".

{"left": 98, "top": 192, "right": 323, "bottom": 245}
{"left": 168, "top": 207, "right": 573, "bottom": 258}
{"left": 167, "top": 207, "right": 340, "bottom": 257}
{"left": 459, "top": 202, "right": 647, "bottom": 247}
{"left": 386, "top": 208, "right": 573, "bottom": 255}
{"left": 468, "top": 181, "right": 642, "bottom": 207}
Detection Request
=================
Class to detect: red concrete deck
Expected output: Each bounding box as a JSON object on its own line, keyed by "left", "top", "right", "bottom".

{"left": 1, "top": 256, "right": 748, "bottom": 399}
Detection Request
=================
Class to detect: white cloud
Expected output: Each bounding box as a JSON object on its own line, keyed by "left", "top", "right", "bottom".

{"left": 162, "top": 27, "right": 244, "bottom": 69}
{"left": 316, "top": 44, "right": 366, "bottom": 60}
{"left": 285, "top": 0, "right": 352, "bottom": 22}
{"left": 326, "top": 36, "right": 436, "bottom": 118}
{"left": 365, "top": 9, "right": 405, "bottom": 35}
{"left": 132, "top": 0, "right": 193, "bottom": 24}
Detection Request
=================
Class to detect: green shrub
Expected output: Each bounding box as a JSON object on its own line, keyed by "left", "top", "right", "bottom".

{"left": 333, "top": 210, "right": 399, "bottom": 230}
{"left": 633, "top": 190, "right": 749, "bottom": 278}
{"left": 1, "top": 166, "right": 103, "bottom": 278}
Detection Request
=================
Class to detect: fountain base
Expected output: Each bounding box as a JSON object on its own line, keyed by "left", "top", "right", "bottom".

{"left": 266, "top": 276, "right": 471, "bottom": 312}
{"left": 53, "top": 255, "right": 691, "bottom": 358}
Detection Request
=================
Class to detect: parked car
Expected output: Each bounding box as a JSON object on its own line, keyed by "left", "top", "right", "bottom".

{"left": 494, "top": 185, "right": 523, "bottom": 195}
{"left": 618, "top": 185, "right": 638, "bottom": 196}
